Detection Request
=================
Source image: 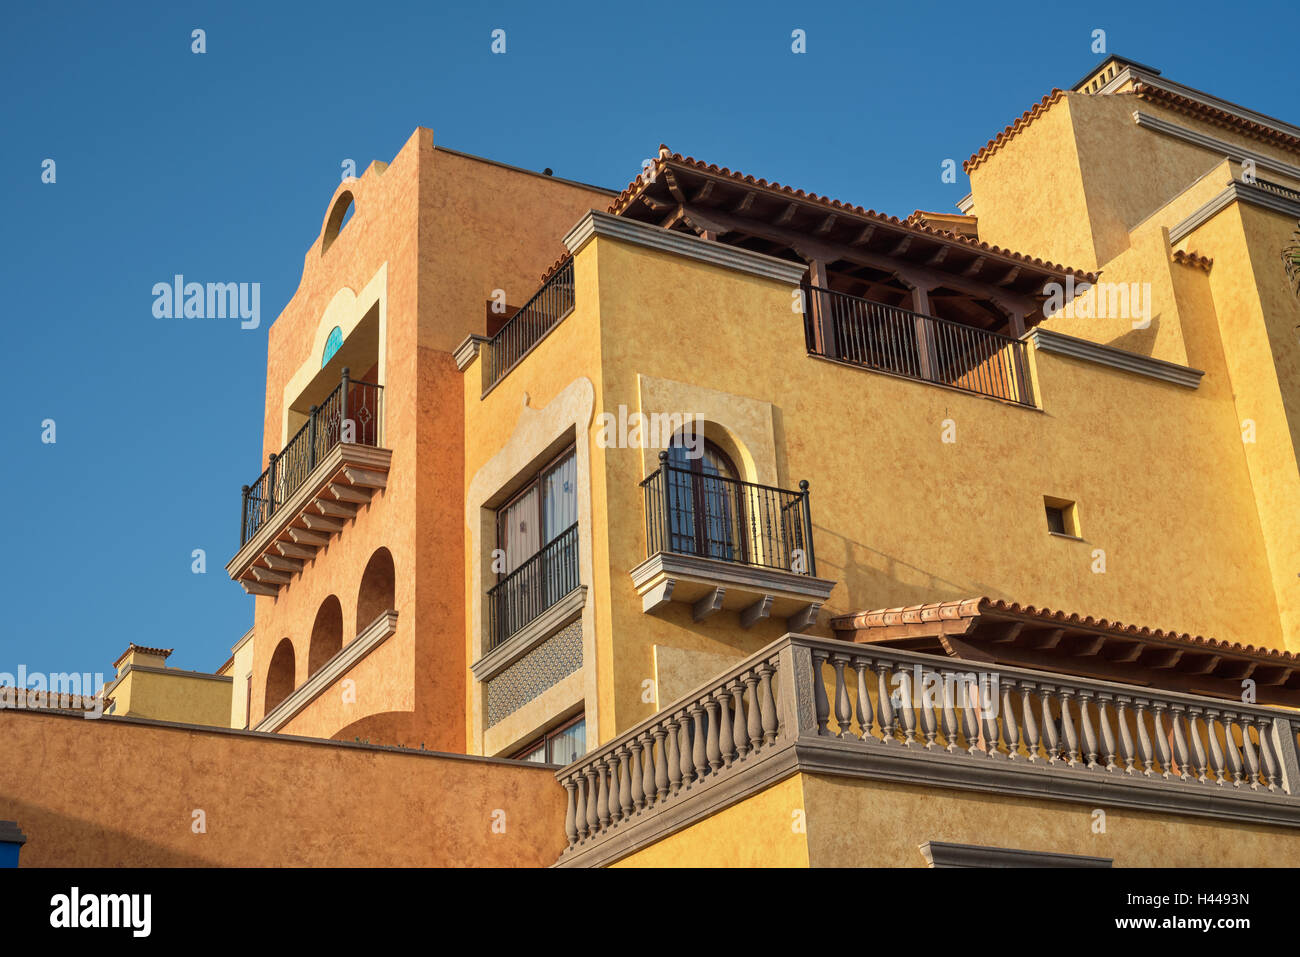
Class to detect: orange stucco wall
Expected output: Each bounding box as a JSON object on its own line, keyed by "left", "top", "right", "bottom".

{"left": 244, "top": 130, "right": 611, "bottom": 750}
{"left": 2, "top": 708, "right": 566, "bottom": 867}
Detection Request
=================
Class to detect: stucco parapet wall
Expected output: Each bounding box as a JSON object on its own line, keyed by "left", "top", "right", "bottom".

{"left": 454, "top": 333, "right": 489, "bottom": 372}
{"left": 471, "top": 586, "right": 586, "bottom": 683}
{"left": 1135, "top": 112, "right": 1300, "bottom": 185}
{"left": 1168, "top": 178, "right": 1300, "bottom": 244}
{"left": 1026, "top": 328, "right": 1204, "bottom": 389}
{"left": 102, "top": 664, "right": 233, "bottom": 701}
{"left": 256, "top": 610, "right": 397, "bottom": 733}
{"left": 555, "top": 632, "right": 1300, "bottom": 868}
{"left": 563, "top": 209, "right": 809, "bottom": 285}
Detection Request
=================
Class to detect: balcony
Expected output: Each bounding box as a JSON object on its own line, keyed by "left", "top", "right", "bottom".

{"left": 631, "top": 455, "right": 835, "bottom": 630}
{"left": 225, "top": 368, "right": 387, "bottom": 596}
{"left": 554, "top": 632, "right": 1300, "bottom": 866}
{"left": 486, "top": 523, "right": 582, "bottom": 652}
{"left": 483, "top": 259, "right": 575, "bottom": 394}
{"left": 804, "top": 286, "right": 1035, "bottom": 406}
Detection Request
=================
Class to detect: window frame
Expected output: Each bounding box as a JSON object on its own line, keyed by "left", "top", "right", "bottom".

{"left": 495, "top": 444, "right": 576, "bottom": 581}
{"left": 511, "top": 712, "right": 586, "bottom": 764}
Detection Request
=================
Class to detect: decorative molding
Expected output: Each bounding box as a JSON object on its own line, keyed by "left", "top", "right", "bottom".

{"left": 1169, "top": 181, "right": 1300, "bottom": 245}
{"left": 256, "top": 610, "right": 398, "bottom": 733}
{"left": 1134, "top": 111, "right": 1300, "bottom": 184}
{"left": 453, "top": 333, "right": 489, "bottom": 372}
{"left": 1027, "top": 328, "right": 1204, "bottom": 389}
{"left": 1108, "top": 65, "right": 1300, "bottom": 143}
{"left": 471, "top": 587, "right": 586, "bottom": 682}
{"left": 563, "top": 209, "right": 808, "bottom": 284}
{"left": 630, "top": 552, "right": 837, "bottom": 604}
{"left": 919, "top": 841, "right": 1112, "bottom": 868}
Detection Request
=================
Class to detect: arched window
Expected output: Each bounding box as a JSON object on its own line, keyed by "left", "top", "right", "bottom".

{"left": 321, "top": 192, "right": 355, "bottom": 254}
{"left": 356, "top": 548, "right": 395, "bottom": 633}
{"left": 264, "top": 638, "right": 296, "bottom": 713}
{"left": 308, "top": 596, "right": 343, "bottom": 675}
{"left": 322, "top": 326, "right": 343, "bottom": 367}
{"left": 665, "top": 433, "right": 744, "bottom": 562}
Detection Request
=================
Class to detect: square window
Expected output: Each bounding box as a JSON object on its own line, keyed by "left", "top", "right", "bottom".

{"left": 1043, "top": 496, "right": 1080, "bottom": 538}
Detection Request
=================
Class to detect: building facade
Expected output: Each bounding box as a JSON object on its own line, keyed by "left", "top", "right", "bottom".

{"left": 6, "top": 56, "right": 1300, "bottom": 867}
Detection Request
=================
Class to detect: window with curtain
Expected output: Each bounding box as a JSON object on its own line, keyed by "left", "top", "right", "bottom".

{"left": 496, "top": 447, "right": 576, "bottom": 574}
{"left": 514, "top": 715, "right": 586, "bottom": 765}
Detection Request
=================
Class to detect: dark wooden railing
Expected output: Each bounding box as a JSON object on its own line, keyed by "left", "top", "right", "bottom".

{"left": 240, "top": 367, "right": 384, "bottom": 546}
{"left": 485, "top": 259, "right": 576, "bottom": 392}
{"left": 804, "top": 286, "right": 1035, "bottom": 406}
{"left": 641, "top": 453, "right": 816, "bottom": 576}
{"left": 487, "top": 522, "right": 581, "bottom": 650}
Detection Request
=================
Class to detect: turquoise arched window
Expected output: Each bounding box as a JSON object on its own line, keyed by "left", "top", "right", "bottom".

{"left": 322, "top": 326, "right": 343, "bottom": 367}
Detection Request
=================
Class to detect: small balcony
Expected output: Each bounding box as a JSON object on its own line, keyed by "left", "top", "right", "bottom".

{"left": 804, "top": 286, "right": 1035, "bottom": 407}
{"left": 631, "top": 454, "right": 835, "bottom": 630}
{"left": 226, "top": 368, "right": 387, "bottom": 596}
{"left": 486, "top": 522, "right": 582, "bottom": 653}
{"left": 483, "top": 259, "right": 575, "bottom": 394}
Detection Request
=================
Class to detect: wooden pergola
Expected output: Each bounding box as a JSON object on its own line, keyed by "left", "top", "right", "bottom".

{"left": 832, "top": 598, "right": 1300, "bottom": 709}
{"left": 611, "top": 148, "right": 1098, "bottom": 338}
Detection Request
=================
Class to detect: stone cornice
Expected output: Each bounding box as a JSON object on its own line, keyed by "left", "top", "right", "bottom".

{"left": 1134, "top": 111, "right": 1300, "bottom": 184}
{"left": 454, "top": 333, "right": 489, "bottom": 372}
{"left": 1026, "top": 328, "right": 1204, "bottom": 389}
{"left": 256, "top": 610, "right": 398, "bottom": 733}
{"left": 563, "top": 209, "right": 808, "bottom": 285}
{"left": 920, "top": 841, "right": 1111, "bottom": 868}
{"left": 1169, "top": 180, "right": 1300, "bottom": 244}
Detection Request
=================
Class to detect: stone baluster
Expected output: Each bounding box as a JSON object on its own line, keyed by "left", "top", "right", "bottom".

{"left": 665, "top": 720, "right": 683, "bottom": 794}
{"left": 998, "top": 681, "right": 1019, "bottom": 759}
{"left": 1060, "top": 690, "right": 1080, "bottom": 766}
{"left": 679, "top": 712, "right": 696, "bottom": 787}
{"left": 653, "top": 728, "right": 670, "bottom": 800}
{"left": 920, "top": 674, "right": 939, "bottom": 749}
{"left": 1152, "top": 703, "right": 1174, "bottom": 778}
{"left": 981, "top": 679, "right": 1001, "bottom": 758}
{"left": 1097, "top": 693, "right": 1118, "bottom": 771}
{"left": 1078, "top": 691, "right": 1099, "bottom": 769}
{"left": 758, "top": 663, "right": 779, "bottom": 745}
{"left": 584, "top": 767, "right": 599, "bottom": 837}
{"left": 574, "top": 774, "right": 589, "bottom": 840}
{"left": 1021, "top": 685, "right": 1041, "bottom": 761}
{"left": 832, "top": 656, "right": 853, "bottom": 738}
{"left": 1222, "top": 712, "right": 1245, "bottom": 787}
{"left": 564, "top": 779, "right": 578, "bottom": 846}
{"left": 618, "top": 747, "right": 633, "bottom": 817}
{"left": 745, "top": 673, "right": 764, "bottom": 751}
{"left": 1115, "top": 696, "right": 1135, "bottom": 774}
{"left": 731, "top": 683, "right": 750, "bottom": 760}
{"left": 1204, "top": 710, "right": 1227, "bottom": 786}
{"left": 897, "top": 666, "right": 917, "bottom": 746}
{"left": 597, "top": 759, "right": 611, "bottom": 828}
{"left": 941, "top": 673, "right": 961, "bottom": 753}
{"left": 1188, "top": 707, "right": 1209, "bottom": 783}
{"left": 1171, "top": 705, "right": 1192, "bottom": 781}
{"left": 702, "top": 700, "right": 721, "bottom": 774}
{"left": 715, "top": 690, "right": 734, "bottom": 768}
{"left": 1258, "top": 718, "right": 1280, "bottom": 792}
{"left": 1241, "top": 716, "right": 1262, "bottom": 789}
{"left": 854, "top": 658, "right": 873, "bottom": 741}
{"left": 961, "top": 677, "right": 981, "bottom": 755}
{"left": 629, "top": 738, "right": 646, "bottom": 810}
{"left": 876, "top": 662, "right": 897, "bottom": 743}
{"left": 1134, "top": 700, "right": 1154, "bottom": 776}
{"left": 1041, "top": 688, "right": 1061, "bottom": 763}
{"left": 810, "top": 652, "right": 831, "bottom": 736}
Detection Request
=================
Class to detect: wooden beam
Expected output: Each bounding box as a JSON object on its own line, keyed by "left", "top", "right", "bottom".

{"left": 1069, "top": 634, "right": 1106, "bottom": 657}
{"left": 691, "top": 180, "right": 715, "bottom": 204}
{"left": 889, "top": 236, "right": 912, "bottom": 257}
{"left": 1030, "top": 628, "right": 1065, "bottom": 650}
{"left": 733, "top": 191, "right": 756, "bottom": 215}
{"left": 926, "top": 246, "right": 948, "bottom": 267}
{"left": 774, "top": 202, "right": 798, "bottom": 226}
{"left": 638, "top": 193, "right": 675, "bottom": 212}
{"left": 663, "top": 168, "right": 687, "bottom": 204}
{"left": 962, "top": 256, "right": 986, "bottom": 277}
{"left": 814, "top": 213, "right": 837, "bottom": 236}
{"left": 996, "top": 265, "right": 1022, "bottom": 287}
{"left": 849, "top": 224, "right": 876, "bottom": 246}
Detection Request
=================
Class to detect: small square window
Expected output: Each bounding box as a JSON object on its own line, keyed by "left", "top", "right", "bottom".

{"left": 1043, "top": 496, "right": 1080, "bottom": 538}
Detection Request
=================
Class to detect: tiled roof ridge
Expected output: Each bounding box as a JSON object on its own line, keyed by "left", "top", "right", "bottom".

{"left": 112, "top": 643, "right": 174, "bottom": 668}
{"left": 963, "top": 89, "right": 1067, "bottom": 173}
{"left": 831, "top": 596, "right": 1299, "bottom": 663}
{"left": 1171, "top": 248, "right": 1214, "bottom": 272}
{"left": 608, "top": 144, "right": 1097, "bottom": 282}
{"left": 1132, "top": 81, "right": 1300, "bottom": 153}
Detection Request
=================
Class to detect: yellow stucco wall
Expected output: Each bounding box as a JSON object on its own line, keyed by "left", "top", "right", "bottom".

{"left": 114, "top": 670, "right": 232, "bottom": 728}
{"left": 611, "top": 773, "right": 809, "bottom": 867}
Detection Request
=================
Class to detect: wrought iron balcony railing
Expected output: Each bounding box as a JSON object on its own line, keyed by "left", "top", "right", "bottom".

{"left": 485, "top": 259, "right": 576, "bottom": 392}
{"left": 487, "top": 522, "right": 581, "bottom": 651}
{"left": 803, "top": 286, "right": 1035, "bottom": 406}
{"left": 641, "top": 454, "right": 816, "bottom": 576}
{"left": 239, "top": 368, "right": 384, "bottom": 546}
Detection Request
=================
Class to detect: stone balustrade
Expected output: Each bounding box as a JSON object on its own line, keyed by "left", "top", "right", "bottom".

{"left": 555, "top": 634, "right": 1300, "bottom": 865}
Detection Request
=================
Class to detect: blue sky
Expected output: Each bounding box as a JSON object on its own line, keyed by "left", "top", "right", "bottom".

{"left": 2, "top": 0, "right": 1294, "bottom": 682}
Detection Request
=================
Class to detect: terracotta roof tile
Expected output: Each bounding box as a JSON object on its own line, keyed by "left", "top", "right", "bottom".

{"left": 831, "top": 596, "right": 1299, "bottom": 664}
{"left": 1172, "top": 249, "right": 1214, "bottom": 272}
{"left": 609, "top": 146, "right": 1097, "bottom": 283}
{"left": 964, "top": 90, "right": 1067, "bottom": 173}
{"left": 1133, "top": 82, "right": 1300, "bottom": 153}
{"left": 112, "top": 643, "right": 174, "bottom": 669}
